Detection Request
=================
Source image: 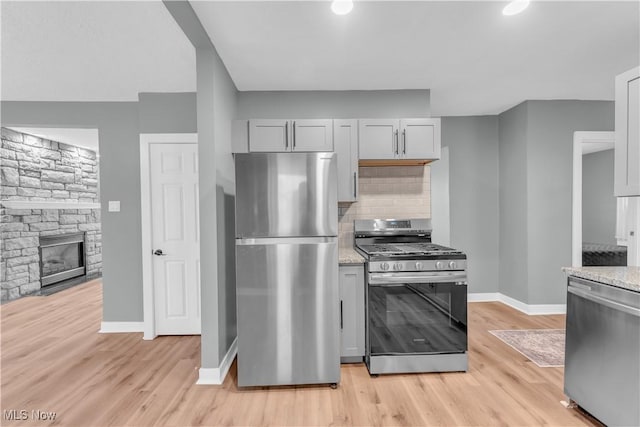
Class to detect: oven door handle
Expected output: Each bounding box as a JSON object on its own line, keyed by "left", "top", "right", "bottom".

{"left": 369, "top": 272, "right": 467, "bottom": 285}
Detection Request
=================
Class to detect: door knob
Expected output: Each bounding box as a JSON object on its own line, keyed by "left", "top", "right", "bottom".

{"left": 153, "top": 249, "right": 166, "bottom": 256}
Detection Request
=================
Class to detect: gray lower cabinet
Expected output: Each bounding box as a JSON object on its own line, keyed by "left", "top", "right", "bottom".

{"left": 339, "top": 264, "right": 365, "bottom": 362}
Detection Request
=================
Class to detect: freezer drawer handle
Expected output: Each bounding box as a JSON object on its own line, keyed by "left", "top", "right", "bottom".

{"left": 568, "top": 285, "right": 640, "bottom": 317}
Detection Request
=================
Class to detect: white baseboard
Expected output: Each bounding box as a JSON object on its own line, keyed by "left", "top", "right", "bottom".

{"left": 197, "top": 337, "right": 238, "bottom": 385}
{"left": 468, "top": 292, "right": 500, "bottom": 302}
{"left": 468, "top": 293, "right": 566, "bottom": 315}
{"left": 498, "top": 293, "right": 566, "bottom": 315}
{"left": 522, "top": 303, "right": 566, "bottom": 315}
{"left": 99, "top": 321, "right": 144, "bottom": 333}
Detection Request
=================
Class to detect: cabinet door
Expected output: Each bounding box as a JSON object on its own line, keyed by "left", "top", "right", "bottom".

{"left": 615, "top": 67, "right": 640, "bottom": 196}
{"left": 334, "top": 120, "right": 358, "bottom": 202}
{"left": 339, "top": 264, "right": 365, "bottom": 360}
{"left": 292, "top": 119, "right": 333, "bottom": 152}
{"left": 400, "top": 118, "right": 441, "bottom": 160}
{"left": 358, "top": 119, "right": 399, "bottom": 159}
{"left": 249, "top": 119, "right": 290, "bottom": 152}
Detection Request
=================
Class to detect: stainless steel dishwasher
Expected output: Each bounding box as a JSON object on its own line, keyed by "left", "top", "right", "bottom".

{"left": 564, "top": 276, "right": 640, "bottom": 426}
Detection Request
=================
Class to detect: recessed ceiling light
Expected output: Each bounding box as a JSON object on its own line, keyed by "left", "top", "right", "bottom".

{"left": 503, "top": 0, "right": 530, "bottom": 16}
{"left": 331, "top": 0, "right": 354, "bottom": 16}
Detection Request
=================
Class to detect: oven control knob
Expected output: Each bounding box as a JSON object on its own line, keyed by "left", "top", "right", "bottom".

{"left": 393, "top": 263, "right": 403, "bottom": 271}
{"left": 449, "top": 261, "right": 458, "bottom": 269}
{"left": 415, "top": 262, "right": 423, "bottom": 270}
{"left": 436, "top": 261, "right": 444, "bottom": 270}
{"left": 380, "top": 262, "right": 390, "bottom": 271}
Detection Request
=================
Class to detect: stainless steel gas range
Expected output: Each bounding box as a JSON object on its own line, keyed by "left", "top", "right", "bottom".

{"left": 354, "top": 218, "right": 468, "bottom": 375}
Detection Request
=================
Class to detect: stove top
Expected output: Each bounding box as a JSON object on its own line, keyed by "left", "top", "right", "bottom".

{"left": 357, "top": 242, "right": 463, "bottom": 257}
{"left": 353, "top": 218, "right": 466, "bottom": 265}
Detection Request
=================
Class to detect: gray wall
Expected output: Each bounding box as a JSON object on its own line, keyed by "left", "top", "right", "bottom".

{"left": 525, "top": 100, "right": 614, "bottom": 305}
{"left": 237, "top": 90, "right": 430, "bottom": 118}
{"left": 138, "top": 92, "right": 197, "bottom": 133}
{"left": 496, "top": 100, "right": 615, "bottom": 305}
{"left": 498, "top": 102, "right": 530, "bottom": 303}
{"left": 1, "top": 95, "right": 198, "bottom": 321}
{"left": 583, "top": 149, "right": 616, "bottom": 245}
{"left": 441, "top": 116, "right": 499, "bottom": 295}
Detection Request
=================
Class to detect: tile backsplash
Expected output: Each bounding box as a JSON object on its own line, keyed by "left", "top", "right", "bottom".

{"left": 338, "top": 165, "right": 431, "bottom": 248}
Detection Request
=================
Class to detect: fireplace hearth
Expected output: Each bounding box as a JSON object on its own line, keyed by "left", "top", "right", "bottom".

{"left": 39, "top": 233, "right": 86, "bottom": 287}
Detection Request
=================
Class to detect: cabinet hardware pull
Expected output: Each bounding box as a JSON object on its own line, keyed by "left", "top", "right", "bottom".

{"left": 353, "top": 172, "right": 357, "bottom": 198}
{"left": 285, "top": 121, "right": 289, "bottom": 149}
{"left": 402, "top": 129, "right": 406, "bottom": 155}
{"left": 394, "top": 129, "right": 399, "bottom": 155}
{"left": 340, "top": 300, "right": 344, "bottom": 329}
{"left": 293, "top": 121, "right": 296, "bottom": 149}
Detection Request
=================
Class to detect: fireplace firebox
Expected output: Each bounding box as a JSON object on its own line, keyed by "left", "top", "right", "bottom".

{"left": 39, "top": 232, "right": 86, "bottom": 287}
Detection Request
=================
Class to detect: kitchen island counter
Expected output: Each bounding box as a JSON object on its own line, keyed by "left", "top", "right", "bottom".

{"left": 339, "top": 247, "right": 365, "bottom": 264}
{"left": 562, "top": 266, "right": 640, "bottom": 292}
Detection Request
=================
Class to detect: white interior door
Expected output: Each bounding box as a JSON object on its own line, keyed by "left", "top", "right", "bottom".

{"left": 150, "top": 142, "right": 200, "bottom": 335}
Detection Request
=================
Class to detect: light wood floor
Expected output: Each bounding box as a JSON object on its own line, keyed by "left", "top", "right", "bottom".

{"left": 1, "top": 279, "right": 601, "bottom": 426}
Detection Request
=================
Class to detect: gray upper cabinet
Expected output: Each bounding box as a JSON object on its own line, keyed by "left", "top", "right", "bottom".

{"left": 291, "top": 119, "right": 334, "bottom": 152}
{"left": 359, "top": 118, "right": 441, "bottom": 161}
{"left": 247, "top": 119, "right": 333, "bottom": 153}
{"left": 358, "top": 119, "right": 399, "bottom": 160}
{"left": 400, "top": 118, "right": 441, "bottom": 160}
{"left": 615, "top": 66, "right": 640, "bottom": 197}
{"left": 334, "top": 119, "right": 358, "bottom": 202}
{"left": 248, "top": 119, "right": 289, "bottom": 152}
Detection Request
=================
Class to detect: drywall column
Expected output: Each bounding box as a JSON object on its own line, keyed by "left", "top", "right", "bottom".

{"left": 441, "top": 116, "right": 500, "bottom": 295}
{"left": 195, "top": 48, "right": 220, "bottom": 369}
{"left": 163, "top": 0, "right": 239, "bottom": 375}
{"left": 498, "top": 102, "right": 530, "bottom": 304}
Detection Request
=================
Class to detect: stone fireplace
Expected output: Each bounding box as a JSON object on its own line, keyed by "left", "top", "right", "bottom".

{"left": 1, "top": 127, "right": 102, "bottom": 301}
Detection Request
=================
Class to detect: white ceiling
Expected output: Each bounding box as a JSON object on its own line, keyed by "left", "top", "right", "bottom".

{"left": 1, "top": 1, "right": 196, "bottom": 102}
{"left": 1, "top": 1, "right": 638, "bottom": 117}
{"left": 7, "top": 127, "right": 100, "bottom": 152}
{"left": 193, "top": 0, "right": 639, "bottom": 116}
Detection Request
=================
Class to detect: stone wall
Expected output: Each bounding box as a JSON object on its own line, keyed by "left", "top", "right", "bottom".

{"left": 1, "top": 127, "right": 102, "bottom": 301}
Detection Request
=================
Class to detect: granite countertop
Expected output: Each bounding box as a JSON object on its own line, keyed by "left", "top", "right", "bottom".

{"left": 339, "top": 247, "right": 365, "bottom": 264}
{"left": 562, "top": 266, "right": 640, "bottom": 293}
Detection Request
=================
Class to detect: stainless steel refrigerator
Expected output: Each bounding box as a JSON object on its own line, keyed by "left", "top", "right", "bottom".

{"left": 234, "top": 152, "right": 340, "bottom": 387}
